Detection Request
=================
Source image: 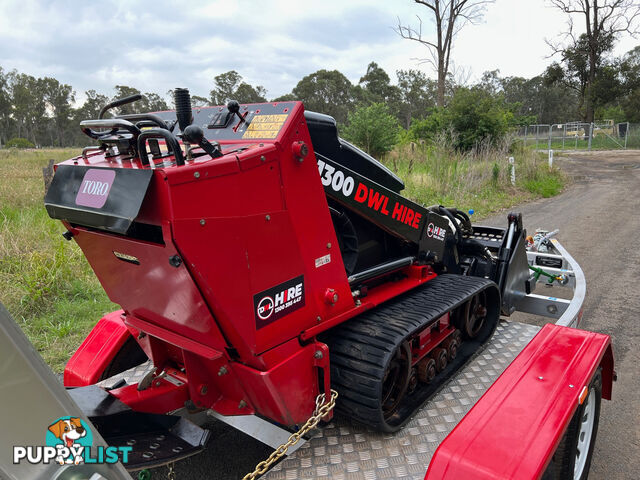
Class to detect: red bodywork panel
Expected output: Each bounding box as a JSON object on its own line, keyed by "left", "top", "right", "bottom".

{"left": 424, "top": 323, "right": 614, "bottom": 480}
{"left": 64, "top": 310, "right": 129, "bottom": 387}
{"left": 59, "top": 102, "right": 438, "bottom": 425}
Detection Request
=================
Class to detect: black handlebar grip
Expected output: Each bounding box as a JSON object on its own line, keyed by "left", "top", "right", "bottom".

{"left": 137, "top": 129, "right": 185, "bottom": 166}
{"left": 174, "top": 88, "right": 193, "bottom": 132}
{"left": 99, "top": 94, "right": 143, "bottom": 119}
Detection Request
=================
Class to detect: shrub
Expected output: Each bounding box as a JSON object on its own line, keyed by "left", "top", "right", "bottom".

{"left": 5, "top": 137, "right": 35, "bottom": 149}
{"left": 409, "top": 87, "right": 518, "bottom": 151}
{"left": 341, "top": 103, "right": 400, "bottom": 158}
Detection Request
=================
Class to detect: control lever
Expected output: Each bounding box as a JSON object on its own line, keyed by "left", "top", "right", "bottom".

{"left": 227, "top": 100, "right": 245, "bottom": 125}
{"left": 183, "top": 125, "right": 223, "bottom": 158}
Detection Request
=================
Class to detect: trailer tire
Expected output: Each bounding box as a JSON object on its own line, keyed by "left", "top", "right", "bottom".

{"left": 542, "top": 368, "right": 602, "bottom": 480}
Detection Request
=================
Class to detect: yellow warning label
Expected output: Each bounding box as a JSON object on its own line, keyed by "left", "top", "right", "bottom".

{"left": 243, "top": 114, "right": 288, "bottom": 139}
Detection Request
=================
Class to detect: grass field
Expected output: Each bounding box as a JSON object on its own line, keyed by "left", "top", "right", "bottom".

{"left": 0, "top": 146, "right": 565, "bottom": 373}
{"left": 0, "top": 148, "right": 116, "bottom": 372}
{"left": 385, "top": 140, "right": 565, "bottom": 214}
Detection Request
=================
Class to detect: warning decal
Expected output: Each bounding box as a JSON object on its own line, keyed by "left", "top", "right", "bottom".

{"left": 243, "top": 114, "right": 288, "bottom": 139}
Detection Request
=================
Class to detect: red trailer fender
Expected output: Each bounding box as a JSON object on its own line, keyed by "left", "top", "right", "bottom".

{"left": 425, "top": 323, "right": 614, "bottom": 480}
{"left": 64, "top": 310, "right": 130, "bottom": 386}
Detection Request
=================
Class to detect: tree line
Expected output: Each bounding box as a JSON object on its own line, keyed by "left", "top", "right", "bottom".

{"left": 1, "top": 43, "right": 638, "bottom": 150}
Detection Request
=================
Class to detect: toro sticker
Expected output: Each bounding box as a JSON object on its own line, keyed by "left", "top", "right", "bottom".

{"left": 75, "top": 169, "right": 115, "bottom": 209}
{"left": 254, "top": 275, "right": 305, "bottom": 328}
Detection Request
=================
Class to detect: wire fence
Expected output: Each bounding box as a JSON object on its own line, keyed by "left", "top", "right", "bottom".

{"left": 516, "top": 122, "right": 640, "bottom": 151}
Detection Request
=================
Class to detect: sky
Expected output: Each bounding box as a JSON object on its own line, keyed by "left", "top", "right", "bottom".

{"left": 0, "top": 0, "right": 638, "bottom": 103}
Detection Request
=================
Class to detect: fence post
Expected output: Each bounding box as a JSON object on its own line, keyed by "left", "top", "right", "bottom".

{"left": 624, "top": 122, "right": 629, "bottom": 149}
{"left": 524, "top": 125, "right": 528, "bottom": 147}
{"left": 509, "top": 156, "right": 516, "bottom": 186}
{"left": 536, "top": 125, "right": 539, "bottom": 149}
{"left": 562, "top": 124, "right": 566, "bottom": 150}
{"left": 548, "top": 125, "right": 552, "bottom": 152}
{"left": 588, "top": 122, "right": 593, "bottom": 151}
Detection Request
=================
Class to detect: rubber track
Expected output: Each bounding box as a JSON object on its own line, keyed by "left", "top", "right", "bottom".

{"left": 327, "top": 274, "right": 499, "bottom": 432}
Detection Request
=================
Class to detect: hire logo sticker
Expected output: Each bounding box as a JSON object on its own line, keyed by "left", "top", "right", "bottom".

{"left": 254, "top": 275, "right": 305, "bottom": 328}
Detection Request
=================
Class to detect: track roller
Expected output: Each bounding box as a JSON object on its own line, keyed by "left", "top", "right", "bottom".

{"left": 417, "top": 358, "right": 437, "bottom": 384}
{"left": 447, "top": 331, "right": 462, "bottom": 362}
{"left": 432, "top": 348, "right": 448, "bottom": 373}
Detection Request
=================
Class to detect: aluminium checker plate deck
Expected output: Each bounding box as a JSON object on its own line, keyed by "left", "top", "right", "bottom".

{"left": 262, "top": 320, "right": 540, "bottom": 480}
{"left": 96, "top": 320, "right": 541, "bottom": 479}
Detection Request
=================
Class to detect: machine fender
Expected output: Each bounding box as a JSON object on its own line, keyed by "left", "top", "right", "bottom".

{"left": 424, "top": 323, "right": 613, "bottom": 480}
{"left": 64, "top": 310, "right": 131, "bottom": 387}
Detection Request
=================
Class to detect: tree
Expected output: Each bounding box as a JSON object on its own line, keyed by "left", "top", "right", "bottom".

{"left": 76, "top": 90, "right": 109, "bottom": 120}
{"left": 0, "top": 67, "right": 13, "bottom": 145}
{"left": 41, "top": 77, "right": 75, "bottom": 146}
{"left": 618, "top": 45, "right": 640, "bottom": 121}
{"left": 191, "top": 95, "right": 211, "bottom": 108}
{"left": 141, "top": 92, "right": 169, "bottom": 112}
{"left": 396, "top": 69, "right": 437, "bottom": 128}
{"left": 210, "top": 71, "right": 267, "bottom": 105}
{"left": 502, "top": 73, "right": 578, "bottom": 124}
{"left": 233, "top": 83, "right": 267, "bottom": 103}
{"left": 291, "top": 69, "right": 355, "bottom": 124}
{"left": 410, "top": 86, "right": 517, "bottom": 150}
{"left": 357, "top": 62, "right": 401, "bottom": 105}
{"left": 548, "top": 0, "right": 640, "bottom": 122}
{"left": 8, "top": 71, "right": 46, "bottom": 144}
{"left": 210, "top": 71, "right": 242, "bottom": 105}
{"left": 73, "top": 90, "right": 110, "bottom": 145}
{"left": 112, "top": 85, "right": 142, "bottom": 115}
{"left": 396, "top": 0, "right": 495, "bottom": 107}
{"left": 341, "top": 103, "right": 400, "bottom": 158}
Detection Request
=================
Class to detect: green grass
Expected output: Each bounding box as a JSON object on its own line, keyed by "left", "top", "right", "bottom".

{"left": 0, "top": 144, "right": 566, "bottom": 373}
{"left": 523, "top": 176, "right": 564, "bottom": 198}
{"left": 384, "top": 139, "right": 566, "bottom": 219}
{"left": 0, "top": 148, "right": 116, "bottom": 372}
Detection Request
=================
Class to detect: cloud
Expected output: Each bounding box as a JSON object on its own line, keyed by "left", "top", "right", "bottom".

{"left": 0, "top": 0, "right": 637, "bottom": 105}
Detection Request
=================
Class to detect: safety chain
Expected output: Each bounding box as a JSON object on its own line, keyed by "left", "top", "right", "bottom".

{"left": 167, "top": 462, "right": 176, "bottom": 480}
{"left": 242, "top": 389, "right": 338, "bottom": 480}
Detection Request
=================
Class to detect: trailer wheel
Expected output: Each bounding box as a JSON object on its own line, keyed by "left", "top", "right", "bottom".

{"left": 542, "top": 368, "right": 602, "bottom": 480}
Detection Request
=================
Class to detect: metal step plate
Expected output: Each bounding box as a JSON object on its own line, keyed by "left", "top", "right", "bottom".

{"left": 262, "top": 320, "right": 540, "bottom": 480}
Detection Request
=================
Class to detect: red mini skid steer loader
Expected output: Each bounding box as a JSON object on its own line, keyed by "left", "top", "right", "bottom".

{"left": 39, "top": 90, "right": 612, "bottom": 477}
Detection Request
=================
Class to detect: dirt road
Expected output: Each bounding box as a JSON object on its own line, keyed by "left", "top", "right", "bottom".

{"left": 153, "top": 150, "right": 640, "bottom": 480}
{"left": 485, "top": 150, "right": 640, "bottom": 480}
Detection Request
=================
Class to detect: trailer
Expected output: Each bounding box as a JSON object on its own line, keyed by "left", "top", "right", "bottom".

{"left": 5, "top": 91, "right": 613, "bottom": 480}
{"left": 92, "top": 237, "right": 611, "bottom": 480}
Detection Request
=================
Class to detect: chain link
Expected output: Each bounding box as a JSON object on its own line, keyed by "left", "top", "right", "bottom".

{"left": 242, "top": 389, "right": 338, "bottom": 480}
{"left": 167, "top": 462, "right": 176, "bottom": 480}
